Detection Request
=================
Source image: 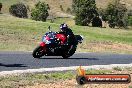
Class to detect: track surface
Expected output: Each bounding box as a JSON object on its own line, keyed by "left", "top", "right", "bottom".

{"left": 0, "top": 51, "right": 132, "bottom": 71}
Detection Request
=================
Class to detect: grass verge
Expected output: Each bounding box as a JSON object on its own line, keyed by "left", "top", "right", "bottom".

{"left": 0, "top": 14, "right": 132, "bottom": 53}
{"left": 0, "top": 69, "right": 112, "bottom": 88}
{"left": 1, "top": 67, "right": 132, "bottom": 88}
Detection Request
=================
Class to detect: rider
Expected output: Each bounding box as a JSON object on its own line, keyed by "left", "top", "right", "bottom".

{"left": 59, "top": 23, "right": 75, "bottom": 46}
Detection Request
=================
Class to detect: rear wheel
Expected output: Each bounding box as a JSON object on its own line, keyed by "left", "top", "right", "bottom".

{"left": 62, "top": 46, "right": 76, "bottom": 58}
{"left": 32, "top": 46, "right": 45, "bottom": 58}
{"left": 62, "top": 54, "right": 70, "bottom": 59}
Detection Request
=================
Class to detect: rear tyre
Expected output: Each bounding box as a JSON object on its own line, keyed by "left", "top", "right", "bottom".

{"left": 62, "top": 46, "right": 76, "bottom": 58}
{"left": 62, "top": 54, "right": 70, "bottom": 59}
{"left": 32, "top": 46, "right": 44, "bottom": 58}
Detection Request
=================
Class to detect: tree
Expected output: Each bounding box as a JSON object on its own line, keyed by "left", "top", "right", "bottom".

{"left": 31, "top": 1, "right": 50, "bottom": 22}
{"left": 9, "top": 3, "right": 28, "bottom": 18}
{"left": 105, "top": 0, "right": 128, "bottom": 28}
{"left": 72, "top": 0, "right": 98, "bottom": 26}
{"left": 97, "top": 8, "right": 108, "bottom": 22}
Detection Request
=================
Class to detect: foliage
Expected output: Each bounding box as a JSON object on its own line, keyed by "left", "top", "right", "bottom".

{"left": 127, "top": 10, "right": 132, "bottom": 26}
{"left": 128, "top": 10, "right": 132, "bottom": 16}
{"left": 72, "top": 0, "right": 98, "bottom": 26}
{"left": 105, "top": 0, "right": 128, "bottom": 28}
{"left": 127, "top": 16, "right": 132, "bottom": 26}
{"left": 113, "top": 66, "right": 122, "bottom": 71}
{"left": 31, "top": 1, "right": 50, "bottom": 22}
{"left": 9, "top": 3, "right": 28, "bottom": 18}
{"left": 97, "top": 8, "right": 108, "bottom": 21}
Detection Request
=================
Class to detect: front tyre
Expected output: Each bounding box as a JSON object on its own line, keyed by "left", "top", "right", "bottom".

{"left": 32, "top": 46, "right": 44, "bottom": 58}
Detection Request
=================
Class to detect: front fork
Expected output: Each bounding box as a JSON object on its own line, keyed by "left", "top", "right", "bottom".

{"left": 39, "top": 42, "right": 47, "bottom": 53}
{"left": 40, "top": 42, "right": 46, "bottom": 47}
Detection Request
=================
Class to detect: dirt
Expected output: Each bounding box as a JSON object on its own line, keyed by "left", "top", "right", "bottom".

{"left": 23, "top": 78, "right": 132, "bottom": 88}
{"left": 78, "top": 41, "right": 132, "bottom": 54}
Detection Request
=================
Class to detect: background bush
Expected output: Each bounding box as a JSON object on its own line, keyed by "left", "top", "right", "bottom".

{"left": 72, "top": 0, "right": 98, "bottom": 26}
{"left": 31, "top": 1, "right": 50, "bottom": 22}
{"left": 9, "top": 3, "right": 28, "bottom": 18}
{"left": 105, "top": 0, "right": 128, "bottom": 28}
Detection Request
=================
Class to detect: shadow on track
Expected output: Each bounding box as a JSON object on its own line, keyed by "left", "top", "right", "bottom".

{"left": 39, "top": 57, "right": 99, "bottom": 60}
{"left": 0, "top": 63, "right": 27, "bottom": 67}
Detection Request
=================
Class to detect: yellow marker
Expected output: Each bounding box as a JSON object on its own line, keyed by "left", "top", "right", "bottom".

{"left": 77, "top": 66, "right": 86, "bottom": 76}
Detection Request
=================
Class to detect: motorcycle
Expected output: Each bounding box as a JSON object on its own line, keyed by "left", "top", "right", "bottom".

{"left": 32, "top": 26, "right": 83, "bottom": 58}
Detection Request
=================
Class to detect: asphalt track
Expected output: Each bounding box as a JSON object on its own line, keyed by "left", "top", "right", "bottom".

{"left": 0, "top": 51, "right": 132, "bottom": 71}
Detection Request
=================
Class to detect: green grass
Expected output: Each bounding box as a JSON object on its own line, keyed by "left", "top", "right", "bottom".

{"left": 113, "top": 66, "right": 122, "bottom": 71}
{"left": 86, "top": 69, "right": 112, "bottom": 74}
{"left": 47, "top": 17, "right": 74, "bottom": 24}
{"left": 0, "top": 72, "right": 74, "bottom": 88}
{"left": 1, "top": 68, "right": 132, "bottom": 88}
{"left": 0, "top": 14, "right": 132, "bottom": 53}
{"left": 71, "top": 25, "right": 132, "bottom": 43}
{"left": 129, "top": 86, "right": 132, "bottom": 88}
{"left": 0, "top": 14, "right": 59, "bottom": 51}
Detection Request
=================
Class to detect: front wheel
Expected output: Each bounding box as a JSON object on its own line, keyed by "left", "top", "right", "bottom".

{"left": 32, "top": 46, "right": 45, "bottom": 58}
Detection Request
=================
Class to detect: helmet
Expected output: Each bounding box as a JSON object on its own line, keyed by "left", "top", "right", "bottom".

{"left": 60, "top": 23, "right": 68, "bottom": 32}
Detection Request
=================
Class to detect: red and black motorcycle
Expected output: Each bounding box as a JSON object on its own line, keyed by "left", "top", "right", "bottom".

{"left": 32, "top": 26, "right": 83, "bottom": 58}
